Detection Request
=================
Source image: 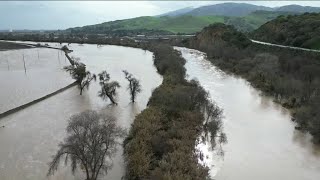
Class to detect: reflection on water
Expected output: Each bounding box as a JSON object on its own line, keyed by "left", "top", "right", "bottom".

{"left": 176, "top": 47, "right": 320, "bottom": 180}
{"left": 0, "top": 43, "right": 162, "bottom": 180}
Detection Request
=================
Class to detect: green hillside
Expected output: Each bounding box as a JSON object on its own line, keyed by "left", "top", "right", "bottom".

{"left": 251, "top": 13, "right": 320, "bottom": 49}
{"left": 158, "top": 16, "right": 224, "bottom": 33}
{"left": 68, "top": 15, "right": 224, "bottom": 34}
{"left": 224, "top": 11, "right": 298, "bottom": 32}
{"left": 66, "top": 11, "right": 296, "bottom": 35}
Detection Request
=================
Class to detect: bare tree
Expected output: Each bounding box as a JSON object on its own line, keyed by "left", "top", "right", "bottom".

{"left": 47, "top": 110, "right": 125, "bottom": 180}
{"left": 123, "top": 70, "right": 141, "bottom": 103}
{"left": 22, "top": 54, "right": 26, "bottom": 74}
{"left": 98, "top": 71, "right": 121, "bottom": 105}
{"left": 204, "top": 101, "right": 222, "bottom": 126}
{"left": 64, "top": 61, "right": 96, "bottom": 95}
{"left": 203, "top": 100, "right": 227, "bottom": 150}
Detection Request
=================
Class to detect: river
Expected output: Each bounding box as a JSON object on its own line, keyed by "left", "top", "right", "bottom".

{"left": 0, "top": 43, "right": 162, "bottom": 179}
{"left": 176, "top": 47, "right": 320, "bottom": 180}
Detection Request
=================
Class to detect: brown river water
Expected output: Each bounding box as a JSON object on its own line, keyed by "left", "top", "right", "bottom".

{"left": 1, "top": 42, "right": 319, "bottom": 180}
{"left": 0, "top": 42, "right": 162, "bottom": 179}
{"left": 176, "top": 47, "right": 320, "bottom": 180}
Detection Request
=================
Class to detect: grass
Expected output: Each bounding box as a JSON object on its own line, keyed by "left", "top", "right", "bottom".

{"left": 68, "top": 11, "right": 294, "bottom": 34}
{"left": 69, "top": 15, "right": 225, "bottom": 34}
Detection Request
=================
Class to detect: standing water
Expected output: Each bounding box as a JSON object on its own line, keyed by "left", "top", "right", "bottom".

{"left": 0, "top": 43, "right": 162, "bottom": 180}
{"left": 0, "top": 48, "right": 73, "bottom": 113}
{"left": 176, "top": 47, "right": 320, "bottom": 180}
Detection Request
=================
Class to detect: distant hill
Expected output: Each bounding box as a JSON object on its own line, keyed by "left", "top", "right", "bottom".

{"left": 275, "top": 5, "right": 320, "bottom": 13}
{"left": 66, "top": 3, "right": 320, "bottom": 35}
{"left": 157, "top": 7, "right": 194, "bottom": 17}
{"left": 251, "top": 13, "right": 320, "bottom": 49}
{"left": 224, "top": 10, "right": 298, "bottom": 32}
{"left": 176, "top": 3, "right": 320, "bottom": 17}
{"left": 185, "top": 3, "right": 272, "bottom": 17}
{"left": 67, "top": 10, "right": 296, "bottom": 35}
{"left": 67, "top": 15, "right": 224, "bottom": 34}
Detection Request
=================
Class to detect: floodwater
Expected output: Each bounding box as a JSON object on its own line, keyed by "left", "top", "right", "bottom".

{"left": 176, "top": 47, "right": 320, "bottom": 180}
{"left": 0, "top": 48, "right": 73, "bottom": 113}
{"left": 0, "top": 43, "right": 162, "bottom": 180}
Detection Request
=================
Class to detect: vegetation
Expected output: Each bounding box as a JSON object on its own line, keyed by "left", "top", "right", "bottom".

{"left": 67, "top": 15, "right": 224, "bottom": 34}
{"left": 65, "top": 12, "right": 297, "bottom": 35}
{"left": 47, "top": 110, "right": 125, "bottom": 180}
{"left": 98, "top": 71, "right": 121, "bottom": 105}
{"left": 123, "top": 70, "right": 142, "bottom": 103}
{"left": 183, "top": 23, "right": 320, "bottom": 143}
{"left": 224, "top": 10, "right": 297, "bottom": 32}
{"left": 62, "top": 4, "right": 319, "bottom": 35}
{"left": 187, "top": 23, "right": 251, "bottom": 50}
{"left": 64, "top": 60, "right": 96, "bottom": 95}
{"left": 123, "top": 44, "right": 226, "bottom": 179}
{"left": 251, "top": 12, "right": 320, "bottom": 49}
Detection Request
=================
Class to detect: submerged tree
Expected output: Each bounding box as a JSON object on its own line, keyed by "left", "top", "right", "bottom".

{"left": 47, "top": 110, "right": 125, "bottom": 180}
{"left": 98, "top": 71, "right": 121, "bottom": 105}
{"left": 203, "top": 100, "right": 227, "bottom": 150}
{"left": 123, "top": 70, "right": 141, "bottom": 103}
{"left": 64, "top": 61, "right": 96, "bottom": 95}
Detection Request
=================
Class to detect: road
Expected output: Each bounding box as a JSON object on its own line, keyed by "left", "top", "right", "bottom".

{"left": 251, "top": 39, "right": 320, "bottom": 53}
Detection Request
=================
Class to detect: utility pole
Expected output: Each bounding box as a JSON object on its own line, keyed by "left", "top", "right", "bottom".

{"left": 23, "top": 54, "right": 26, "bottom": 74}
{"left": 37, "top": 49, "right": 40, "bottom": 61}
{"left": 6, "top": 59, "right": 9, "bottom": 70}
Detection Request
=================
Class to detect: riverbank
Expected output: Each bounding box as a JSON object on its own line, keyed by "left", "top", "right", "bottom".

{"left": 123, "top": 44, "right": 225, "bottom": 179}
{"left": 178, "top": 46, "right": 320, "bottom": 180}
{"left": 184, "top": 23, "right": 320, "bottom": 143}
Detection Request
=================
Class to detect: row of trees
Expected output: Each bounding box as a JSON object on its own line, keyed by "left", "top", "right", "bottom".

{"left": 47, "top": 54, "right": 143, "bottom": 180}
{"left": 123, "top": 44, "right": 226, "bottom": 179}
{"left": 63, "top": 58, "right": 141, "bottom": 104}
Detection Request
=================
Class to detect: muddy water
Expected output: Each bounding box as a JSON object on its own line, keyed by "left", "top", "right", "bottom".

{"left": 0, "top": 48, "right": 72, "bottom": 113}
{"left": 176, "top": 47, "right": 320, "bottom": 180}
{"left": 0, "top": 43, "right": 162, "bottom": 180}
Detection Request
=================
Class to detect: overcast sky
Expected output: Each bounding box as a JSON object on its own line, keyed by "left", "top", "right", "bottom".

{"left": 1, "top": 1, "right": 320, "bottom": 30}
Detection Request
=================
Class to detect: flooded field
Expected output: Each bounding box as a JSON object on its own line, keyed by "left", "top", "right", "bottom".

{"left": 177, "top": 47, "right": 320, "bottom": 180}
{"left": 0, "top": 42, "right": 162, "bottom": 179}
{"left": 0, "top": 47, "right": 72, "bottom": 113}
